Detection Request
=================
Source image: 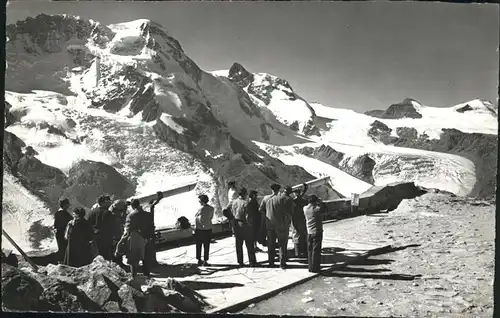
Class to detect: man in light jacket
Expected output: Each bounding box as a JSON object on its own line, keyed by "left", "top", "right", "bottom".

{"left": 227, "top": 181, "right": 238, "bottom": 204}
{"left": 303, "top": 195, "right": 325, "bottom": 273}
{"left": 265, "top": 184, "right": 293, "bottom": 269}
{"left": 194, "top": 194, "right": 214, "bottom": 266}
{"left": 230, "top": 188, "right": 257, "bottom": 267}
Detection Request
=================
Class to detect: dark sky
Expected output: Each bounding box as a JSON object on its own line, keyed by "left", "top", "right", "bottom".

{"left": 7, "top": 1, "right": 499, "bottom": 112}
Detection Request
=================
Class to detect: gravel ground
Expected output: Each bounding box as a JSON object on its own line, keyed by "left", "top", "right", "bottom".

{"left": 241, "top": 193, "right": 495, "bottom": 317}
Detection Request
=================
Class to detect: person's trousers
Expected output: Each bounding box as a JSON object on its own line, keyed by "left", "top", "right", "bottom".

{"left": 142, "top": 239, "right": 156, "bottom": 276}
{"left": 307, "top": 232, "right": 323, "bottom": 272}
{"left": 294, "top": 236, "right": 307, "bottom": 257}
{"left": 234, "top": 229, "right": 256, "bottom": 265}
{"left": 96, "top": 237, "right": 113, "bottom": 261}
{"left": 267, "top": 228, "right": 288, "bottom": 266}
{"left": 56, "top": 234, "right": 67, "bottom": 262}
{"left": 195, "top": 229, "right": 212, "bottom": 261}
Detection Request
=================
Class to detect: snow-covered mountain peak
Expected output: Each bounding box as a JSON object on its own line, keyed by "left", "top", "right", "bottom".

{"left": 453, "top": 98, "right": 497, "bottom": 117}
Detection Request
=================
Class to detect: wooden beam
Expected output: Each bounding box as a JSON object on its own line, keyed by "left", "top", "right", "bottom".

{"left": 131, "top": 181, "right": 198, "bottom": 203}
{"left": 2, "top": 229, "right": 39, "bottom": 272}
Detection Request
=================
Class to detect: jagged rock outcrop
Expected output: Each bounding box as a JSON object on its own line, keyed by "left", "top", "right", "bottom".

{"left": 1, "top": 263, "right": 55, "bottom": 311}
{"left": 6, "top": 14, "right": 113, "bottom": 94}
{"left": 63, "top": 160, "right": 136, "bottom": 208}
{"left": 340, "top": 154, "right": 376, "bottom": 185}
{"left": 297, "top": 145, "right": 376, "bottom": 185}
{"left": 454, "top": 99, "right": 498, "bottom": 117}
{"left": 455, "top": 104, "right": 474, "bottom": 113}
{"left": 364, "top": 109, "right": 385, "bottom": 118}
{"left": 298, "top": 144, "right": 345, "bottom": 167}
{"left": 368, "top": 120, "right": 398, "bottom": 144}
{"left": 17, "top": 155, "right": 69, "bottom": 212}
{"left": 365, "top": 98, "right": 423, "bottom": 119}
{"left": 3, "top": 131, "right": 68, "bottom": 212}
{"left": 359, "top": 182, "right": 427, "bottom": 212}
{"left": 3, "top": 131, "right": 26, "bottom": 172}
{"left": 396, "top": 127, "right": 418, "bottom": 140}
{"left": 2, "top": 256, "right": 211, "bottom": 313}
{"left": 228, "top": 62, "right": 254, "bottom": 88}
{"left": 4, "top": 101, "right": 16, "bottom": 127}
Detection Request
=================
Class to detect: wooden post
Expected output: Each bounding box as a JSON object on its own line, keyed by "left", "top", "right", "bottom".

{"left": 350, "top": 193, "right": 360, "bottom": 216}
{"left": 2, "top": 229, "right": 39, "bottom": 272}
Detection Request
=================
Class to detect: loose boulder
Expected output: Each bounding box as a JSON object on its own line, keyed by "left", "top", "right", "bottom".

{"left": 3, "top": 131, "right": 26, "bottom": 172}
{"left": 367, "top": 121, "right": 398, "bottom": 144}
{"left": 359, "top": 182, "right": 427, "bottom": 212}
{"left": 2, "top": 256, "right": 212, "bottom": 313}
{"left": 63, "top": 160, "right": 136, "bottom": 208}
{"left": 1, "top": 263, "right": 49, "bottom": 311}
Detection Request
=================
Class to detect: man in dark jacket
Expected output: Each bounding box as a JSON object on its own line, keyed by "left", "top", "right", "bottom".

{"left": 291, "top": 183, "right": 308, "bottom": 258}
{"left": 144, "top": 192, "right": 163, "bottom": 268}
{"left": 54, "top": 198, "right": 73, "bottom": 263}
{"left": 248, "top": 190, "right": 261, "bottom": 252}
{"left": 230, "top": 188, "right": 257, "bottom": 267}
{"left": 86, "top": 195, "right": 114, "bottom": 261}
{"left": 265, "top": 184, "right": 293, "bottom": 269}
{"left": 116, "top": 199, "right": 154, "bottom": 278}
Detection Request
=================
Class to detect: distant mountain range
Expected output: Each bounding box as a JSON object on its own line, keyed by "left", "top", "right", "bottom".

{"left": 3, "top": 14, "right": 497, "bottom": 251}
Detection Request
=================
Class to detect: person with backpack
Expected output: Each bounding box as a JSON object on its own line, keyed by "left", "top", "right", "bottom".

{"left": 54, "top": 198, "right": 73, "bottom": 263}
{"left": 194, "top": 194, "right": 214, "bottom": 266}
{"left": 230, "top": 188, "right": 257, "bottom": 267}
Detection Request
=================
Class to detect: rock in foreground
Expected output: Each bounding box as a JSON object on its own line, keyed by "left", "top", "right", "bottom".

{"left": 1, "top": 256, "right": 211, "bottom": 313}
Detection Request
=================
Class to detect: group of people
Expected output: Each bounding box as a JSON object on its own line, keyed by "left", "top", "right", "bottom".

{"left": 53, "top": 179, "right": 326, "bottom": 279}
{"left": 195, "top": 181, "right": 325, "bottom": 273}
{"left": 53, "top": 192, "right": 164, "bottom": 278}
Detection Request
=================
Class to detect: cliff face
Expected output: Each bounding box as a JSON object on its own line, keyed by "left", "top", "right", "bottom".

{"left": 364, "top": 98, "right": 423, "bottom": 119}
